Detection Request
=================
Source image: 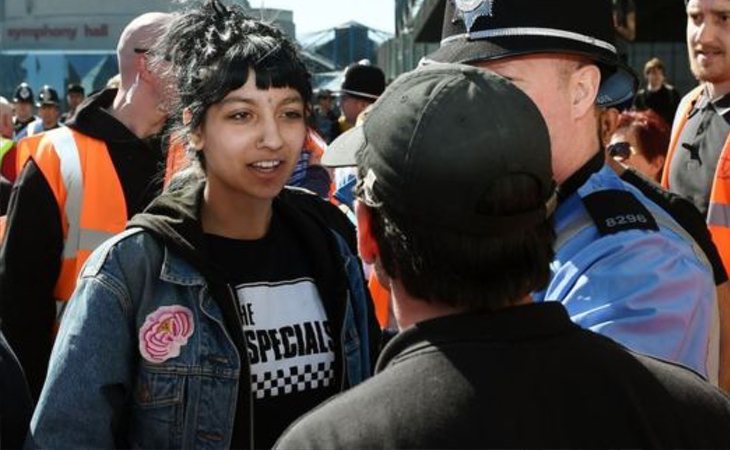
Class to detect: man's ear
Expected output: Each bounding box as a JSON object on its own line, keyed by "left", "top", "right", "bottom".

{"left": 650, "top": 154, "right": 666, "bottom": 177}
{"left": 355, "top": 200, "right": 379, "bottom": 265}
{"left": 598, "top": 107, "right": 620, "bottom": 147}
{"left": 571, "top": 64, "right": 601, "bottom": 120}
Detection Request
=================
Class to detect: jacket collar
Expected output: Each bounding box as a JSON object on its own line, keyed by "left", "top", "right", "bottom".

{"left": 376, "top": 302, "right": 578, "bottom": 373}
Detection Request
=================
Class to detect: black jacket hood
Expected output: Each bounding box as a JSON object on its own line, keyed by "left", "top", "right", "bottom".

{"left": 127, "top": 173, "right": 208, "bottom": 269}
{"left": 127, "top": 173, "right": 359, "bottom": 277}
{"left": 127, "top": 175, "right": 369, "bottom": 449}
{"left": 66, "top": 88, "right": 141, "bottom": 143}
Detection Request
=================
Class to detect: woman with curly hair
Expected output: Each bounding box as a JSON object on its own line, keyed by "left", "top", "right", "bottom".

{"left": 29, "top": 2, "right": 377, "bottom": 448}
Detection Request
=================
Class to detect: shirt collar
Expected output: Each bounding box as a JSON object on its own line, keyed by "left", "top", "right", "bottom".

{"left": 556, "top": 151, "right": 605, "bottom": 203}
{"left": 695, "top": 86, "right": 730, "bottom": 117}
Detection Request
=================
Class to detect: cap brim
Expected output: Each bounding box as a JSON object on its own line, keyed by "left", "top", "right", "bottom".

{"left": 426, "top": 36, "right": 637, "bottom": 108}
{"left": 321, "top": 126, "right": 366, "bottom": 168}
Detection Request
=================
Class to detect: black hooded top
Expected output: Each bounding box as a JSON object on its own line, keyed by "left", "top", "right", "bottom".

{"left": 126, "top": 174, "right": 378, "bottom": 448}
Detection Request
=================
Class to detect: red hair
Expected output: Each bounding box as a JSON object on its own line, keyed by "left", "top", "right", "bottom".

{"left": 616, "top": 109, "right": 670, "bottom": 163}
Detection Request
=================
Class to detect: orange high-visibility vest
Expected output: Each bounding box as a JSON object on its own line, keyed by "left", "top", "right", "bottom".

{"left": 163, "top": 135, "right": 189, "bottom": 188}
{"left": 662, "top": 85, "right": 730, "bottom": 273}
{"left": 368, "top": 273, "right": 390, "bottom": 329}
{"left": 0, "top": 134, "right": 46, "bottom": 243}
{"left": 31, "top": 127, "right": 127, "bottom": 320}
{"left": 16, "top": 133, "right": 45, "bottom": 174}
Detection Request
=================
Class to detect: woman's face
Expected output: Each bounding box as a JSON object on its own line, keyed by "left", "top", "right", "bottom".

{"left": 194, "top": 71, "right": 307, "bottom": 205}
{"left": 608, "top": 126, "right": 663, "bottom": 181}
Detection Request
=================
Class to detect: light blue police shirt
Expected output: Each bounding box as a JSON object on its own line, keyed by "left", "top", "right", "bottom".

{"left": 534, "top": 163, "right": 719, "bottom": 381}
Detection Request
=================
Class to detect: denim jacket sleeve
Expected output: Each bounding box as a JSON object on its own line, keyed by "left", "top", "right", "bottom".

{"left": 29, "top": 235, "right": 137, "bottom": 449}
{"left": 331, "top": 230, "right": 378, "bottom": 383}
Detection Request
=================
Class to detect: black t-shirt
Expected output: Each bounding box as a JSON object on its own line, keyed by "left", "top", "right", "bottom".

{"left": 205, "top": 212, "right": 336, "bottom": 449}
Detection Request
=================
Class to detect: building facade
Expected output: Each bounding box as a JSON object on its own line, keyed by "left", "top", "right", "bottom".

{"left": 0, "top": 0, "right": 302, "bottom": 101}
{"left": 381, "top": 0, "right": 694, "bottom": 95}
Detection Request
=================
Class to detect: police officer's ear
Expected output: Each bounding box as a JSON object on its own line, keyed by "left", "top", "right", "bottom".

{"left": 183, "top": 108, "right": 204, "bottom": 151}
{"left": 570, "top": 63, "right": 601, "bottom": 121}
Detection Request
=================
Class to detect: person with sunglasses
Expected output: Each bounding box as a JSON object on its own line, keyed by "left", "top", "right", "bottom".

{"left": 607, "top": 109, "right": 670, "bottom": 182}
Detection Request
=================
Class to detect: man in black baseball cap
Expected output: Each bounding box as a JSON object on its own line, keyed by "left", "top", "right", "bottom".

{"left": 275, "top": 63, "right": 730, "bottom": 450}
{"left": 422, "top": 0, "right": 720, "bottom": 382}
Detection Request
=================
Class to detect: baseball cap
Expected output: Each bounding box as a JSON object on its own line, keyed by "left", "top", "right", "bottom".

{"left": 336, "top": 62, "right": 386, "bottom": 100}
{"left": 425, "top": 0, "right": 638, "bottom": 107}
{"left": 332, "top": 63, "right": 556, "bottom": 236}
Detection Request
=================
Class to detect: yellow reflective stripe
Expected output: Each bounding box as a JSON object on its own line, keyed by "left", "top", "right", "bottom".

{"left": 46, "top": 128, "right": 83, "bottom": 260}
{"left": 0, "top": 138, "right": 13, "bottom": 159}
{"left": 708, "top": 202, "right": 730, "bottom": 228}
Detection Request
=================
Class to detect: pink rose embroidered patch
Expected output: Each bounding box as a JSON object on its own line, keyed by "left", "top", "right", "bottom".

{"left": 139, "top": 305, "right": 195, "bottom": 363}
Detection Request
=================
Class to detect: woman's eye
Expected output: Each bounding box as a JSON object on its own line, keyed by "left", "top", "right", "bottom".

{"left": 282, "top": 110, "right": 304, "bottom": 120}
{"left": 229, "top": 111, "right": 252, "bottom": 121}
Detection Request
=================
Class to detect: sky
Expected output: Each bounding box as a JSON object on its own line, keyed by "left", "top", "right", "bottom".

{"left": 252, "top": 0, "right": 396, "bottom": 36}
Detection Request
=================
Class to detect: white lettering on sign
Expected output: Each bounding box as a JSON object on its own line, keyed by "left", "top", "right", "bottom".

{"left": 6, "top": 24, "right": 109, "bottom": 41}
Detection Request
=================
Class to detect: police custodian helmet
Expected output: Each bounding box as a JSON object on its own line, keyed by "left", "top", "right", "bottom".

{"left": 13, "top": 82, "right": 34, "bottom": 104}
{"left": 36, "top": 85, "right": 61, "bottom": 107}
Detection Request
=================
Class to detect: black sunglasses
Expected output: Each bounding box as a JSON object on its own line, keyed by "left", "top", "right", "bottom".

{"left": 607, "top": 141, "right": 635, "bottom": 162}
{"left": 133, "top": 48, "right": 149, "bottom": 54}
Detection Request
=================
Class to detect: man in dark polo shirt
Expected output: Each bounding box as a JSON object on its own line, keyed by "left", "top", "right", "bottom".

{"left": 662, "top": 2, "right": 730, "bottom": 391}
{"left": 275, "top": 62, "right": 730, "bottom": 450}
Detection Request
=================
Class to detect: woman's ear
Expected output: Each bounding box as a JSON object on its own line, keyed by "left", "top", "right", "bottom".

{"left": 183, "top": 109, "right": 204, "bottom": 151}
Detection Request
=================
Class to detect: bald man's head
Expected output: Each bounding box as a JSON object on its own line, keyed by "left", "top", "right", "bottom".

{"left": 0, "top": 96, "right": 13, "bottom": 138}
{"left": 116, "top": 12, "right": 173, "bottom": 85}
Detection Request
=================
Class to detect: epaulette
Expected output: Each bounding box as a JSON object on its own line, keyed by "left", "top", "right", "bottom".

{"left": 581, "top": 189, "right": 659, "bottom": 236}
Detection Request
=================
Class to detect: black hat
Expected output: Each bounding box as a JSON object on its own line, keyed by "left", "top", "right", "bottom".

{"left": 426, "top": 0, "right": 638, "bottom": 107}
{"left": 316, "top": 89, "right": 333, "bottom": 99}
{"left": 67, "top": 83, "right": 85, "bottom": 95}
{"left": 337, "top": 62, "right": 386, "bottom": 101}
{"left": 326, "top": 63, "right": 556, "bottom": 236}
{"left": 13, "top": 83, "right": 34, "bottom": 104}
{"left": 37, "top": 85, "right": 60, "bottom": 107}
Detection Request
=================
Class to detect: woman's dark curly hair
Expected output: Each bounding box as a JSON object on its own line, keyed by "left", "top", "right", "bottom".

{"left": 153, "top": 0, "right": 312, "bottom": 139}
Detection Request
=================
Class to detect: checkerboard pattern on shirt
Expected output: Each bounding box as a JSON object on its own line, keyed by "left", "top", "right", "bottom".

{"left": 251, "top": 361, "right": 334, "bottom": 400}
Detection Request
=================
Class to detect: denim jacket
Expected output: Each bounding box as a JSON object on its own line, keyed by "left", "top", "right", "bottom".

{"left": 29, "top": 182, "right": 376, "bottom": 449}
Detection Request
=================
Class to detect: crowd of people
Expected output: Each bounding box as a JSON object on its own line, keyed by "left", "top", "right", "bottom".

{"left": 1, "top": 0, "right": 730, "bottom": 448}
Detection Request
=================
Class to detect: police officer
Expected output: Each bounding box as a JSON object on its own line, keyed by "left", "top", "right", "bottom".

{"left": 11, "top": 83, "right": 37, "bottom": 139}
{"left": 16, "top": 85, "right": 63, "bottom": 140}
{"left": 426, "top": 0, "right": 719, "bottom": 381}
